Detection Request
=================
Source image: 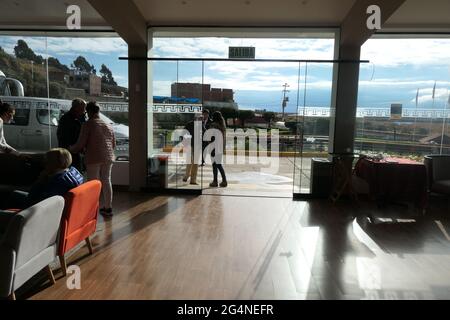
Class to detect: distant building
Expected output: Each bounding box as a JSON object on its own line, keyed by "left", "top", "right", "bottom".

{"left": 203, "top": 100, "right": 238, "bottom": 110}
{"left": 171, "top": 83, "right": 209, "bottom": 101}
{"left": 171, "top": 82, "right": 234, "bottom": 102}
{"left": 65, "top": 87, "right": 86, "bottom": 100}
{"left": 49, "top": 70, "right": 69, "bottom": 84}
{"left": 68, "top": 70, "right": 101, "bottom": 96}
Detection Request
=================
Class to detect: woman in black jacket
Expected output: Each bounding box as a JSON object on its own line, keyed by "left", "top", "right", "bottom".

{"left": 209, "top": 111, "right": 227, "bottom": 187}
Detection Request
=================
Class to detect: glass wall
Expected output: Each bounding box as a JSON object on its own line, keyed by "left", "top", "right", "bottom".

{"left": 148, "top": 30, "right": 336, "bottom": 196}
{"left": 356, "top": 37, "right": 450, "bottom": 159}
{"left": 0, "top": 33, "right": 129, "bottom": 183}
{"left": 149, "top": 60, "right": 203, "bottom": 191}
{"left": 293, "top": 62, "right": 334, "bottom": 194}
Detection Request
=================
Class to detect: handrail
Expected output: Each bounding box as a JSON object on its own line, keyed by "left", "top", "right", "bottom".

{"left": 120, "top": 57, "right": 369, "bottom": 63}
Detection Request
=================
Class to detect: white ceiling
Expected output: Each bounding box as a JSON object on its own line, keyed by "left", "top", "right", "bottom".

{"left": 0, "top": 0, "right": 449, "bottom": 30}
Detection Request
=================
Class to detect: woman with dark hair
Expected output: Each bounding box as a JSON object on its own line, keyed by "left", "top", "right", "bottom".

{"left": 0, "top": 100, "right": 19, "bottom": 155}
{"left": 70, "top": 101, "right": 116, "bottom": 217}
{"left": 209, "top": 111, "right": 227, "bottom": 187}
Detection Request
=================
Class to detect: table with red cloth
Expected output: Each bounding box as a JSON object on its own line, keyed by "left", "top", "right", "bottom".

{"left": 354, "top": 157, "right": 428, "bottom": 208}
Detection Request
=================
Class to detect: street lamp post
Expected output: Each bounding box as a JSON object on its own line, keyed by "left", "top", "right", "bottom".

{"left": 30, "top": 60, "right": 34, "bottom": 94}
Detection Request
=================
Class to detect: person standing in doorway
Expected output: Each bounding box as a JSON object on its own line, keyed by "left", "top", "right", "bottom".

{"left": 201, "top": 109, "right": 212, "bottom": 166}
{"left": 183, "top": 113, "right": 202, "bottom": 185}
{"left": 57, "top": 98, "right": 86, "bottom": 172}
{"left": 70, "top": 101, "right": 116, "bottom": 217}
{"left": 209, "top": 111, "right": 227, "bottom": 188}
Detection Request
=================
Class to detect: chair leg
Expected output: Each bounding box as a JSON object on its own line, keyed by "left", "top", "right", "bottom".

{"left": 59, "top": 255, "right": 67, "bottom": 276}
{"left": 45, "top": 265, "right": 56, "bottom": 285}
{"left": 85, "top": 237, "right": 93, "bottom": 255}
{"left": 9, "top": 292, "right": 16, "bottom": 300}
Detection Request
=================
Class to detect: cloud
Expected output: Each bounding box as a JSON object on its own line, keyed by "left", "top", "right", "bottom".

{"left": 360, "top": 79, "right": 450, "bottom": 87}
{"left": 153, "top": 37, "right": 334, "bottom": 60}
{"left": 0, "top": 35, "right": 129, "bottom": 86}
{"left": 408, "top": 88, "right": 450, "bottom": 105}
{"left": 362, "top": 39, "right": 450, "bottom": 67}
{"left": 151, "top": 37, "right": 336, "bottom": 95}
{"left": 0, "top": 36, "right": 127, "bottom": 58}
{"left": 153, "top": 80, "right": 173, "bottom": 96}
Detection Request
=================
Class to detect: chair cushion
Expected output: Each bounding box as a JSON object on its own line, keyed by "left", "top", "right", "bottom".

{"left": 13, "top": 245, "right": 56, "bottom": 291}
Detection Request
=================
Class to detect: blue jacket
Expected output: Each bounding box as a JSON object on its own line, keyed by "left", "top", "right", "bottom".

{"left": 26, "top": 166, "right": 84, "bottom": 207}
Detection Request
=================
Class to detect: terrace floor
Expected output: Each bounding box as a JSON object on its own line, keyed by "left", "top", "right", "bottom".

{"left": 166, "top": 156, "right": 317, "bottom": 196}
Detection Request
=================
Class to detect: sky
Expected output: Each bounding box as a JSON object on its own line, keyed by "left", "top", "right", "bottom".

{"left": 1, "top": 35, "right": 449, "bottom": 113}
{"left": 0, "top": 36, "right": 129, "bottom": 87}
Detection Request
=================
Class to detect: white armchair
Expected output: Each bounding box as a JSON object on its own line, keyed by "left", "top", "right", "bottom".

{"left": 0, "top": 196, "right": 65, "bottom": 300}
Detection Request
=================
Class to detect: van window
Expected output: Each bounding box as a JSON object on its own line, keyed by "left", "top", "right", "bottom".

{"left": 7, "top": 108, "right": 30, "bottom": 126}
{"left": 37, "top": 109, "right": 60, "bottom": 126}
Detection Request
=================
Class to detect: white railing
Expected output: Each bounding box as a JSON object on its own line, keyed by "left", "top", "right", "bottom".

{"left": 2, "top": 96, "right": 449, "bottom": 119}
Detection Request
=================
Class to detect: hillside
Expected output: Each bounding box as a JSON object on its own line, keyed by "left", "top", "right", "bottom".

{"left": 0, "top": 46, "right": 127, "bottom": 100}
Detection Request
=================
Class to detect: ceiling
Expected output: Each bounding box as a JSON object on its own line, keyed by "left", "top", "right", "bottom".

{"left": 0, "top": 0, "right": 106, "bottom": 28}
{"left": 0, "top": 0, "right": 449, "bottom": 31}
{"left": 134, "top": 0, "right": 357, "bottom": 27}
{"left": 386, "top": 0, "right": 450, "bottom": 29}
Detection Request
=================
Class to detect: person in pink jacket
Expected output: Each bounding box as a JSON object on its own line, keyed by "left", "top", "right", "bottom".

{"left": 70, "top": 101, "right": 116, "bottom": 217}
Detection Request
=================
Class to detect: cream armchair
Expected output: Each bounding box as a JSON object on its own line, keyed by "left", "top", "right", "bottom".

{"left": 0, "top": 196, "right": 65, "bottom": 300}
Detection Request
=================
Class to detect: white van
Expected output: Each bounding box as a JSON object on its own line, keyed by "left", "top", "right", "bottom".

{"left": 1, "top": 69, "right": 129, "bottom": 160}
{"left": 0, "top": 95, "right": 130, "bottom": 160}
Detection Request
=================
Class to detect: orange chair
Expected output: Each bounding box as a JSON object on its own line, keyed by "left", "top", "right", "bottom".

{"left": 58, "top": 180, "right": 102, "bottom": 276}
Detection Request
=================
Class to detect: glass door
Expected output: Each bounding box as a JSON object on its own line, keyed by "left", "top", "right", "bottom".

{"left": 200, "top": 60, "right": 296, "bottom": 197}
{"left": 293, "top": 62, "right": 334, "bottom": 197}
{"left": 148, "top": 59, "right": 203, "bottom": 193}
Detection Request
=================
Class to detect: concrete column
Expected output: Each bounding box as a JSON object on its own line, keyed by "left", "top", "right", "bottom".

{"left": 328, "top": 0, "right": 406, "bottom": 155}
{"left": 128, "top": 44, "right": 148, "bottom": 191}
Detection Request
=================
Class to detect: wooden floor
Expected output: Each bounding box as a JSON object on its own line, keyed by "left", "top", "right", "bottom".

{"left": 16, "top": 192, "right": 450, "bottom": 300}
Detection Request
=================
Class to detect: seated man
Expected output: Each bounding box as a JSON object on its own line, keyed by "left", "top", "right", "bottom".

{"left": 1, "top": 148, "right": 84, "bottom": 210}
